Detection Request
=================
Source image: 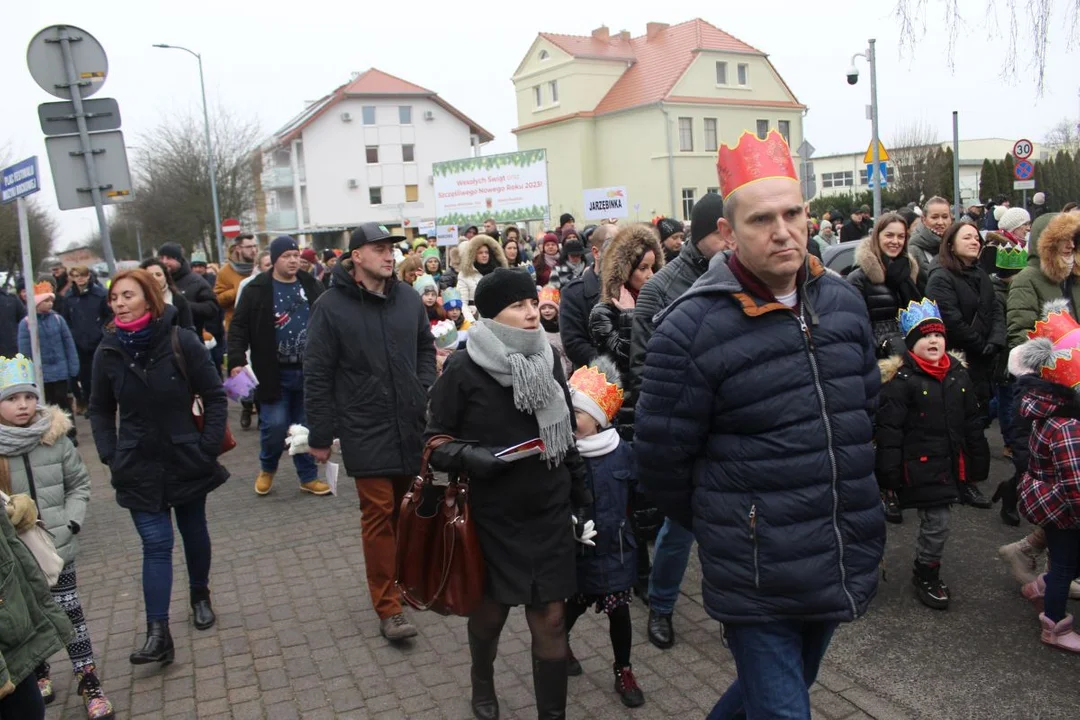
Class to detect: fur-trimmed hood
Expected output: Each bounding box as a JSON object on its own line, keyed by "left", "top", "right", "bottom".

{"left": 853, "top": 235, "right": 920, "bottom": 285}
{"left": 599, "top": 224, "right": 665, "bottom": 303}
{"left": 459, "top": 234, "right": 507, "bottom": 279}
{"left": 878, "top": 351, "right": 966, "bottom": 384}
{"left": 39, "top": 405, "right": 72, "bottom": 445}
{"left": 1037, "top": 213, "right": 1080, "bottom": 284}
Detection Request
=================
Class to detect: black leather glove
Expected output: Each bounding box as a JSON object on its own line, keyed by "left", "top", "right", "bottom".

{"left": 69, "top": 520, "right": 81, "bottom": 535}
{"left": 459, "top": 445, "right": 510, "bottom": 481}
{"left": 982, "top": 342, "right": 1002, "bottom": 357}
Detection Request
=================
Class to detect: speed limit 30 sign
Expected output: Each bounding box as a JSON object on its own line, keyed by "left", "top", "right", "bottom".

{"left": 1013, "top": 139, "right": 1034, "bottom": 160}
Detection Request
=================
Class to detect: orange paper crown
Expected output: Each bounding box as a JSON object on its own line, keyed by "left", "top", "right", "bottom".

{"left": 538, "top": 286, "right": 561, "bottom": 307}
{"left": 1028, "top": 302, "right": 1080, "bottom": 352}
{"left": 569, "top": 365, "right": 624, "bottom": 424}
{"left": 33, "top": 281, "right": 53, "bottom": 296}
{"left": 1041, "top": 348, "right": 1080, "bottom": 388}
{"left": 716, "top": 129, "right": 798, "bottom": 199}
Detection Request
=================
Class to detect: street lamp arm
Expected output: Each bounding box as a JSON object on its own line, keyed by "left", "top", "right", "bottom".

{"left": 152, "top": 43, "right": 200, "bottom": 60}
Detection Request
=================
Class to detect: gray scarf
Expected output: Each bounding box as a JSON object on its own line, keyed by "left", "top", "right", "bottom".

{"left": 230, "top": 260, "right": 254, "bottom": 276}
{"left": 467, "top": 319, "right": 574, "bottom": 466}
{"left": 0, "top": 408, "right": 54, "bottom": 456}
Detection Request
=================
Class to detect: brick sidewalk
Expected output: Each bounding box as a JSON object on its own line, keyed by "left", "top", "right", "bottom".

{"left": 43, "top": 407, "right": 919, "bottom": 720}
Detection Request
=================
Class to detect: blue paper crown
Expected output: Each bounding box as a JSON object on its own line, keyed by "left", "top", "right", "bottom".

{"left": 0, "top": 354, "right": 36, "bottom": 391}
{"left": 898, "top": 299, "right": 943, "bottom": 337}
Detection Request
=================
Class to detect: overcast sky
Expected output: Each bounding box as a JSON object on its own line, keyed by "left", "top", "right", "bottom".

{"left": 4, "top": 0, "right": 1079, "bottom": 250}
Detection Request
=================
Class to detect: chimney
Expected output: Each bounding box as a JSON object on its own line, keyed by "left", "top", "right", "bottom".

{"left": 646, "top": 22, "right": 669, "bottom": 40}
{"left": 618, "top": 30, "right": 631, "bottom": 42}
{"left": 591, "top": 26, "right": 610, "bottom": 41}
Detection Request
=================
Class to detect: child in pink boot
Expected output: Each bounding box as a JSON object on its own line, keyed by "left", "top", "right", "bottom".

{"left": 1013, "top": 321, "right": 1080, "bottom": 652}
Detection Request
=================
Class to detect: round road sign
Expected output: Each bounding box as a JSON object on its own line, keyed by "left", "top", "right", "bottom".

{"left": 1014, "top": 160, "right": 1035, "bottom": 181}
{"left": 1013, "top": 139, "right": 1034, "bottom": 160}
{"left": 221, "top": 218, "right": 242, "bottom": 239}
{"left": 26, "top": 25, "right": 108, "bottom": 100}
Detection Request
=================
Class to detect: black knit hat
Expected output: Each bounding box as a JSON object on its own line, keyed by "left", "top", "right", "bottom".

{"left": 269, "top": 235, "right": 299, "bottom": 265}
{"left": 690, "top": 193, "right": 724, "bottom": 245}
{"left": 655, "top": 217, "right": 682, "bottom": 242}
{"left": 158, "top": 242, "right": 184, "bottom": 262}
{"left": 559, "top": 212, "right": 575, "bottom": 227}
{"left": 474, "top": 268, "right": 538, "bottom": 320}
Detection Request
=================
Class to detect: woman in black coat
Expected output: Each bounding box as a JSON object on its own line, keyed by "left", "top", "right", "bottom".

{"left": 90, "top": 268, "right": 228, "bottom": 669}
{"left": 425, "top": 268, "right": 589, "bottom": 720}
{"left": 847, "top": 213, "right": 925, "bottom": 357}
{"left": 925, "top": 220, "right": 1005, "bottom": 506}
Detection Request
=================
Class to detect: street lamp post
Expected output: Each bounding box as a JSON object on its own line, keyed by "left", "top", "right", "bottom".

{"left": 152, "top": 43, "right": 225, "bottom": 265}
{"left": 848, "top": 39, "right": 881, "bottom": 218}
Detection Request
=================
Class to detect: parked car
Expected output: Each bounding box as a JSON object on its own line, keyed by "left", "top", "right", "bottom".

{"left": 822, "top": 239, "right": 860, "bottom": 276}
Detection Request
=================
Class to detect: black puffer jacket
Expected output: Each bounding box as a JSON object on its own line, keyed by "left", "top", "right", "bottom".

{"left": 874, "top": 353, "right": 989, "bottom": 508}
{"left": 304, "top": 260, "right": 436, "bottom": 478}
{"left": 559, "top": 268, "right": 601, "bottom": 370}
{"left": 227, "top": 270, "right": 324, "bottom": 404}
{"left": 89, "top": 306, "right": 229, "bottom": 512}
{"left": 171, "top": 258, "right": 220, "bottom": 336}
{"left": 924, "top": 259, "right": 1006, "bottom": 357}
{"left": 846, "top": 236, "right": 924, "bottom": 356}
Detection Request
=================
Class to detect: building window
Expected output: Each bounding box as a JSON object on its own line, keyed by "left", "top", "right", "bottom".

{"left": 756, "top": 119, "right": 769, "bottom": 139}
{"left": 822, "top": 171, "right": 854, "bottom": 189}
{"left": 533, "top": 86, "right": 542, "bottom": 108}
{"left": 707, "top": 187, "right": 720, "bottom": 195}
{"left": 369, "top": 186, "right": 382, "bottom": 204}
{"left": 399, "top": 106, "right": 412, "bottom": 124}
{"left": 362, "top": 106, "right": 375, "bottom": 125}
{"left": 405, "top": 184, "right": 419, "bottom": 202}
{"left": 365, "top": 146, "right": 379, "bottom": 164}
{"left": 704, "top": 118, "right": 718, "bottom": 152}
{"left": 778, "top": 120, "right": 791, "bottom": 145}
{"left": 715, "top": 61, "right": 728, "bottom": 85}
{"left": 737, "top": 63, "right": 750, "bottom": 86}
{"left": 678, "top": 117, "right": 693, "bottom": 152}
{"left": 539, "top": 50, "right": 550, "bottom": 61}
{"left": 681, "top": 188, "right": 696, "bottom": 221}
{"left": 402, "top": 144, "right": 415, "bottom": 162}
{"left": 549, "top": 80, "right": 559, "bottom": 104}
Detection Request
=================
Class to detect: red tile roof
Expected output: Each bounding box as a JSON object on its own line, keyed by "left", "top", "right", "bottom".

{"left": 274, "top": 68, "right": 493, "bottom": 146}
{"left": 528, "top": 19, "right": 798, "bottom": 120}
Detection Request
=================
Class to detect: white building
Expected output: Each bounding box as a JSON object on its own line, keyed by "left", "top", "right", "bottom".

{"left": 258, "top": 68, "right": 493, "bottom": 239}
{"left": 807, "top": 138, "right": 1045, "bottom": 205}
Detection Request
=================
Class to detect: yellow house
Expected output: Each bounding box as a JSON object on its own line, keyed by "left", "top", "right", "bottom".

{"left": 512, "top": 19, "right": 806, "bottom": 223}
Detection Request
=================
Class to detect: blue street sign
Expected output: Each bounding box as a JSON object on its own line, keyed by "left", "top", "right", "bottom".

{"left": 866, "top": 161, "right": 888, "bottom": 189}
{"left": 1014, "top": 159, "right": 1035, "bottom": 181}
{"left": 1, "top": 157, "right": 41, "bottom": 205}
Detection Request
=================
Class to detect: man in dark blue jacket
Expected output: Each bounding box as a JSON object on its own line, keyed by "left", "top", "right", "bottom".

{"left": 64, "top": 266, "right": 111, "bottom": 414}
{"left": 635, "top": 130, "right": 885, "bottom": 720}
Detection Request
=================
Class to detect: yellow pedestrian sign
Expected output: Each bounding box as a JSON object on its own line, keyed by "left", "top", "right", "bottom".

{"left": 863, "top": 141, "right": 889, "bottom": 163}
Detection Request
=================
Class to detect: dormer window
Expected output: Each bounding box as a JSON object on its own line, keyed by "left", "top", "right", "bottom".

{"left": 539, "top": 50, "right": 550, "bottom": 61}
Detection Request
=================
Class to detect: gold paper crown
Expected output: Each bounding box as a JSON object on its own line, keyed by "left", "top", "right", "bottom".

{"left": 569, "top": 365, "right": 624, "bottom": 423}
{"left": 33, "top": 281, "right": 53, "bottom": 296}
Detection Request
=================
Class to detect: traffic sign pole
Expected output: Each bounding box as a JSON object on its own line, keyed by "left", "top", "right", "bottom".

{"left": 16, "top": 198, "right": 45, "bottom": 391}
{"left": 53, "top": 26, "right": 116, "bottom": 275}
{"left": 868, "top": 38, "right": 881, "bottom": 218}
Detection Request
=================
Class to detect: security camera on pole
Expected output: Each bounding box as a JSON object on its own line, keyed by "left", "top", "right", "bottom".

{"left": 847, "top": 39, "right": 881, "bottom": 218}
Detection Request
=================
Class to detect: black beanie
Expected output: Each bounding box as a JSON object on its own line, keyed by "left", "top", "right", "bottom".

{"left": 270, "top": 235, "right": 299, "bottom": 265}
{"left": 690, "top": 192, "right": 725, "bottom": 245}
{"left": 158, "top": 242, "right": 184, "bottom": 262}
{"left": 655, "top": 217, "right": 682, "bottom": 242}
{"left": 474, "top": 268, "right": 538, "bottom": 320}
{"left": 559, "top": 212, "right": 575, "bottom": 227}
{"left": 905, "top": 318, "right": 946, "bottom": 351}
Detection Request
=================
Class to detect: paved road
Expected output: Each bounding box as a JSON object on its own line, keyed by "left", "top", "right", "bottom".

{"left": 40, "top": 408, "right": 1075, "bottom": 719}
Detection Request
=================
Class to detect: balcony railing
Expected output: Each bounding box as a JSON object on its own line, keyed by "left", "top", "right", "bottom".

{"left": 261, "top": 166, "right": 305, "bottom": 190}
{"left": 264, "top": 209, "right": 298, "bottom": 230}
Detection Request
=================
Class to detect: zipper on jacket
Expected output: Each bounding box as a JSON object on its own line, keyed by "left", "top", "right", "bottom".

{"left": 797, "top": 302, "right": 859, "bottom": 618}
{"left": 748, "top": 504, "right": 760, "bottom": 590}
{"left": 618, "top": 519, "right": 624, "bottom": 564}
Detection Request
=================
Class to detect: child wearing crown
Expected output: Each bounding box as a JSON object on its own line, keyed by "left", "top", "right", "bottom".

{"left": 875, "top": 299, "right": 990, "bottom": 610}
{"left": 565, "top": 358, "right": 645, "bottom": 708}
{"left": 0, "top": 355, "right": 113, "bottom": 718}
{"left": 17, "top": 281, "right": 79, "bottom": 445}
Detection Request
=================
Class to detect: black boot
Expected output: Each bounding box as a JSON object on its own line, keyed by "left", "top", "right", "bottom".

{"left": 912, "top": 561, "right": 950, "bottom": 610}
{"left": 992, "top": 478, "right": 1021, "bottom": 527}
{"left": 468, "top": 629, "right": 500, "bottom": 720}
{"left": 958, "top": 483, "right": 992, "bottom": 509}
{"left": 191, "top": 587, "right": 216, "bottom": 630}
{"left": 129, "top": 620, "right": 175, "bottom": 665}
{"left": 647, "top": 609, "right": 674, "bottom": 649}
{"left": 532, "top": 656, "right": 568, "bottom": 720}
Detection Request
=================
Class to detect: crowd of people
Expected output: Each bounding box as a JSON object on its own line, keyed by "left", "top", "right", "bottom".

{"left": 2, "top": 125, "right": 1080, "bottom": 720}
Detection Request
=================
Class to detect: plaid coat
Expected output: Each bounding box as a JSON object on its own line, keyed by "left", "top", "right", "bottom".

{"left": 1018, "top": 382, "right": 1080, "bottom": 529}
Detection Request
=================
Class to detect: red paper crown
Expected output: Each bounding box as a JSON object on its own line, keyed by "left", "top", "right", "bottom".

{"left": 1028, "top": 307, "right": 1080, "bottom": 352}
{"left": 538, "top": 286, "right": 560, "bottom": 306}
{"left": 1041, "top": 348, "right": 1080, "bottom": 389}
{"left": 33, "top": 281, "right": 53, "bottom": 296}
{"left": 568, "top": 365, "right": 624, "bottom": 422}
{"left": 716, "top": 129, "right": 798, "bottom": 199}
